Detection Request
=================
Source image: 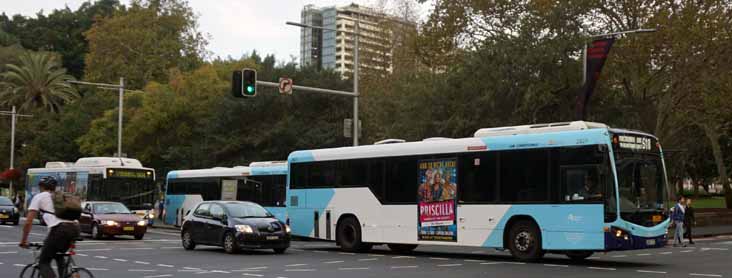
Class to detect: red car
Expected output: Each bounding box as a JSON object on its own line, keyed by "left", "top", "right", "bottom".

{"left": 79, "top": 201, "right": 147, "bottom": 240}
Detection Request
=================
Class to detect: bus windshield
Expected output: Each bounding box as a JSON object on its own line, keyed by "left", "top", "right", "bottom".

{"left": 616, "top": 153, "right": 665, "bottom": 211}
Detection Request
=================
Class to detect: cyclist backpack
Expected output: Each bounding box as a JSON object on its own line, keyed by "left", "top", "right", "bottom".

{"left": 49, "top": 192, "right": 82, "bottom": 220}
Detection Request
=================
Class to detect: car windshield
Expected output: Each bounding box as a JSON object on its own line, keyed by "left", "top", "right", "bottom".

{"left": 0, "top": 197, "right": 12, "bottom": 206}
{"left": 224, "top": 203, "right": 272, "bottom": 218}
{"left": 94, "top": 203, "right": 132, "bottom": 214}
{"left": 616, "top": 153, "right": 666, "bottom": 212}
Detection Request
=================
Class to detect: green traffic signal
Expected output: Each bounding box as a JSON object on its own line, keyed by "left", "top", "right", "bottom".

{"left": 246, "top": 85, "right": 255, "bottom": 94}
{"left": 242, "top": 69, "right": 257, "bottom": 97}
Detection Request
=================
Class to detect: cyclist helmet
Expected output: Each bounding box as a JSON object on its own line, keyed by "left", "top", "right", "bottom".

{"left": 38, "top": 176, "right": 58, "bottom": 190}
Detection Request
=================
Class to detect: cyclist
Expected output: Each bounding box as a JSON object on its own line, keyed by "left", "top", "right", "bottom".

{"left": 19, "top": 176, "right": 80, "bottom": 278}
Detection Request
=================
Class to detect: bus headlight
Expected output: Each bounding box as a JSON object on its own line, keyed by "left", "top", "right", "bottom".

{"left": 137, "top": 220, "right": 147, "bottom": 226}
{"left": 103, "top": 220, "right": 119, "bottom": 226}
{"left": 235, "top": 224, "right": 254, "bottom": 234}
{"left": 285, "top": 224, "right": 291, "bottom": 234}
{"left": 612, "top": 227, "right": 629, "bottom": 240}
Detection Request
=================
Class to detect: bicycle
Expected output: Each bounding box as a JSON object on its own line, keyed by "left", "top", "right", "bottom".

{"left": 19, "top": 243, "right": 94, "bottom": 278}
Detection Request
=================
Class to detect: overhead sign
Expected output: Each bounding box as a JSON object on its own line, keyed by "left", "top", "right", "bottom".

{"left": 279, "top": 77, "right": 293, "bottom": 95}
{"left": 612, "top": 134, "right": 657, "bottom": 152}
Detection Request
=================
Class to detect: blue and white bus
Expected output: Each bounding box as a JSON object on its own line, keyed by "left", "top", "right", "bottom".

{"left": 286, "top": 121, "right": 670, "bottom": 261}
{"left": 164, "top": 161, "right": 288, "bottom": 226}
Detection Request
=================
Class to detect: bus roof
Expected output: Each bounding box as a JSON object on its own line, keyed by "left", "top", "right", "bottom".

{"left": 167, "top": 162, "right": 288, "bottom": 180}
{"left": 27, "top": 157, "right": 154, "bottom": 174}
{"left": 288, "top": 121, "right": 635, "bottom": 163}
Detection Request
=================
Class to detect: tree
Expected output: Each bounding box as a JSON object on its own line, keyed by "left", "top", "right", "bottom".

{"left": 84, "top": 0, "right": 208, "bottom": 89}
{"left": 0, "top": 51, "right": 79, "bottom": 113}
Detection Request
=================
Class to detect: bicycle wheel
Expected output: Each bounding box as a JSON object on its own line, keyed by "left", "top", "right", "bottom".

{"left": 68, "top": 267, "right": 94, "bottom": 278}
{"left": 19, "top": 264, "right": 39, "bottom": 278}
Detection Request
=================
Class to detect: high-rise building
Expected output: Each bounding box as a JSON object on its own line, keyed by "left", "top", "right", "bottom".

{"left": 299, "top": 3, "right": 414, "bottom": 78}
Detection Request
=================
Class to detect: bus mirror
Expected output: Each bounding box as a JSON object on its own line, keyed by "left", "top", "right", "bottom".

{"left": 142, "top": 203, "right": 153, "bottom": 210}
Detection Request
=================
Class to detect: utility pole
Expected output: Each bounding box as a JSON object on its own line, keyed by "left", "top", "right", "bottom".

{"left": 287, "top": 16, "right": 362, "bottom": 146}
{"left": 0, "top": 106, "right": 33, "bottom": 196}
{"left": 67, "top": 78, "right": 139, "bottom": 158}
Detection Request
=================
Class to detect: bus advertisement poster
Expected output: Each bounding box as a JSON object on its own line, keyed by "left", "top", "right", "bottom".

{"left": 417, "top": 158, "right": 458, "bottom": 242}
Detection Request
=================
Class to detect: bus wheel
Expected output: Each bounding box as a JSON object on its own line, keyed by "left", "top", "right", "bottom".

{"left": 566, "top": 251, "right": 593, "bottom": 261}
{"left": 387, "top": 244, "right": 418, "bottom": 253}
{"left": 337, "top": 217, "right": 371, "bottom": 252}
{"left": 507, "top": 220, "right": 544, "bottom": 262}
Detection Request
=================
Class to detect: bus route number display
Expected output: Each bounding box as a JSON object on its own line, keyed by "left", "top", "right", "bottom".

{"left": 108, "top": 169, "right": 151, "bottom": 179}
{"left": 417, "top": 158, "right": 458, "bottom": 242}
{"left": 617, "top": 135, "right": 653, "bottom": 151}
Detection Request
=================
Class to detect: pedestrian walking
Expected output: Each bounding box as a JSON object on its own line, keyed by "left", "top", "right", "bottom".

{"left": 684, "top": 197, "right": 695, "bottom": 244}
{"left": 671, "top": 195, "right": 686, "bottom": 247}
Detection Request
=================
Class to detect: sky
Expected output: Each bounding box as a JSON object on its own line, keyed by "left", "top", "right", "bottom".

{"left": 1, "top": 0, "right": 433, "bottom": 62}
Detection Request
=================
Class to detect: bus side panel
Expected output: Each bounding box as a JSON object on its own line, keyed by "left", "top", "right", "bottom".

{"left": 456, "top": 205, "right": 511, "bottom": 247}
{"left": 482, "top": 204, "right": 604, "bottom": 250}
{"left": 164, "top": 194, "right": 203, "bottom": 226}
{"left": 329, "top": 188, "right": 411, "bottom": 244}
{"left": 264, "top": 206, "right": 287, "bottom": 223}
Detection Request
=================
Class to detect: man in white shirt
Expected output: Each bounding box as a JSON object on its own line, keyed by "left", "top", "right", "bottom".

{"left": 19, "top": 176, "right": 80, "bottom": 278}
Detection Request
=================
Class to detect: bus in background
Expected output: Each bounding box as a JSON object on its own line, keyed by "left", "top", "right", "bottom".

{"left": 26, "top": 157, "right": 157, "bottom": 225}
{"left": 286, "top": 121, "right": 670, "bottom": 261}
{"left": 164, "top": 161, "right": 287, "bottom": 226}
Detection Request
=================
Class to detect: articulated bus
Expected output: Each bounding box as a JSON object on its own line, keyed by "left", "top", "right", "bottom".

{"left": 26, "top": 157, "right": 157, "bottom": 224}
{"left": 164, "top": 161, "right": 288, "bottom": 226}
{"left": 286, "top": 121, "right": 670, "bottom": 261}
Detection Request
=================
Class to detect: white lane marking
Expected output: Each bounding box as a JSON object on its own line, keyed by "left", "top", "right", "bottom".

{"left": 276, "top": 277, "right": 288, "bottom": 278}
{"left": 544, "top": 264, "right": 569, "bottom": 268}
{"left": 135, "top": 261, "right": 151, "bottom": 265}
{"left": 86, "top": 268, "right": 109, "bottom": 271}
{"left": 323, "top": 260, "right": 344, "bottom": 264}
{"left": 285, "top": 264, "right": 308, "bottom": 267}
{"left": 702, "top": 247, "right": 728, "bottom": 251}
{"left": 284, "top": 269, "right": 316, "bottom": 272}
{"left": 392, "top": 256, "right": 416, "bottom": 259}
{"left": 612, "top": 255, "right": 627, "bottom": 258}
{"left": 0, "top": 251, "right": 18, "bottom": 254}
{"left": 113, "top": 258, "right": 128, "bottom": 262}
{"left": 358, "top": 258, "right": 378, "bottom": 261}
{"left": 128, "top": 269, "right": 157, "bottom": 272}
{"left": 120, "top": 247, "right": 154, "bottom": 250}
{"left": 681, "top": 250, "right": 694, "bottom": 253}
{"left": 636, "top": 270, "right": 667, "bottom": 274}
{"left": 481, "top": 262, "right": 503, "bottom": 265}
{"left": 209, "top": 270, "right": 231, "bottom": 274}
{"left": 143, "top": 275, "right": 172, "bottom": 278}
{"left": 244, "top": 267, "right": 268, "bottom": 270}
{"left": 659, "top": 251, "right": 673, "bottom": 255}
{"left": 0, "top": 262, "right": 3, "bottom": 265}
{"left": 14, "top": 264, "right": 26, "bottom": 267}
{"left": 636, "top": 253, "right": 651, "bottom": 256}
{"left": 160, "top": 247, "right": 183, "bottom": 250}
{"left": 391, "top": 265, "right": 418, "bottom": 269}
{"left": 339, "top": 267, "right": 369, "bottom": 270}
{"left": 242, "top": 274, "right": 264, "bottom": 277}
{"left": 94, "top": 256, "right": 108, "bottom": 259}
{"left": 157, "top": 264, "right": 174, "bottom": 268}
{"left": 504, "top": 262, "right": 526, "bottom": 265}
{"left": 430, "top": 257, "right": 449, "bottom": 260}
{"left": 464, "top": 259, "right": 484, "bottom": 262}
{"left": 368, "top": 254, "right": 385, "bottom": 257}
{"left": 437, "top": 264, "right": 462, "bottom": 267}
{"left": 78, "top": 249, "right": 112, "bottom": 252}
{"left": 588, "top": 267, "right": 616, "bottom": 271}
{"left": 76, "top": 254, "right": 88, "bottom": 257}
{"left": 338, "top": 252, "right": 355, "bottom": 255}
{"left": 690, "top": 274, "right": 723, "bottom": 277}
{"left": 588, "top": 256, "right": 600, "bottom": 259}
{"left": 184, "top": 267, "right": 201, "bottom": 270}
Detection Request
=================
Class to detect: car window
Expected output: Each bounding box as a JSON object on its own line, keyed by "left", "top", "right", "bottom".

{"left": 224, "top": 202, "right": 272, "bottom": 218}
{"left": 194, "top": 203, "right": 211, "bottom": 217}
{"left": 209, "top": 204, "right": 225, "bottom": 219}
{"left": 93, "top": 203, "right": 132, "bottom": 214}
{"left": 84, "top": 203, "right": 92, "bottom": 212}
{"left": 0, "top": 197, "right": 12, "bottom": 206}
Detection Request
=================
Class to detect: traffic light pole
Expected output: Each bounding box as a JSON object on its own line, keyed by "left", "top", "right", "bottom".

{"left": 0, "top": 106, "right": 32, "bottom": 197}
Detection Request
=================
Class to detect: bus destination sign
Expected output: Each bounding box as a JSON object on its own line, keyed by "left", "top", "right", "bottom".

{"left": 613, "top": 134, "right": 657, "bottom": 152}
{"left": 108, "top": 168, "right": 153, "bottom": 179}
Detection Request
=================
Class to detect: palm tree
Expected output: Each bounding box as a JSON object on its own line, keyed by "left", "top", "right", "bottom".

{"left": 0, "top": 52, "right": 79, "bottom": 113}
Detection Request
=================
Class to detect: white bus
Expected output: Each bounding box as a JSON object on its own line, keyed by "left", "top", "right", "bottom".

{"left": 26, "top": 157, "right": 157, "bottom": 224}
{"left": 286, "top": 121, "right": 670, "bottom": 261}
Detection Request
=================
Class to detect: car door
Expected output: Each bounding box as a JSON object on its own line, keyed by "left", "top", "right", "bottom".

{"left": 191, "top": 203, "right": 211, "bottom": 244}
{"left": 207, "top": 204, "right": 227, "bottom": 245}
{"left": 79, "top": 203, "right": 93, "bottom": 233}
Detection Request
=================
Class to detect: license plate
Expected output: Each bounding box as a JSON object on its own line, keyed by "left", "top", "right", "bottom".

{"left": 646, "top": 239, "right": 656, "bottom": 246}
{"left": 652, "top": 215, "right": 662, "bottom": 222}
{"left": 0, "top": 214, "right": 7, "bottom": 219}
{"left": 266, "top": 236, "right": 279, "bottom": 240}
{"left": 123, "top": 226, "right": 134, "bottom": 231}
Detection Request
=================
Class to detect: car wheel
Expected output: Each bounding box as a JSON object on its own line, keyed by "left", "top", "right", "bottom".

{"left": 337, "top": 216, "right": 371, "bottom": 252}
{"left": 92, "top": 223, "right": 104, "bottom": 240}
{"left": 387, "top": 244, "right": 418, "bottom": 253}
{"left": 566, "top": 251, "right": 593, "bottom": 261}
{"left": 508, "top": 220, "right": 544, "bottom": 262}
{"left": 223, "top": 232, "right": 240, "bottom": 254}
{"left": 134, "top": 234, "right": 144, "bottom": 240}
{"left": 182, "top": 229, "right": 196, "bottom": 250}
{"left": 273, "top": 248, "right": 287, "bottom": 254}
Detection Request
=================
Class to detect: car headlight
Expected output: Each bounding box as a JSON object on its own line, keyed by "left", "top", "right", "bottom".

{"left": 235, "top": 224, "right": 254, "bottom": 234}
{"left": 103, "top": 220, "right": 119, "bottom": 226}
{"left": 13, "top": 207, "right": 18, "bottom": 214}
{"left": 285, "top": 224, "right": 291, "bottom": 234}
{"left": 148, "top": 213, "right": 154, "bottom": 219}
{"left": 137, "top": 220, "right": 147, "bottom": 226}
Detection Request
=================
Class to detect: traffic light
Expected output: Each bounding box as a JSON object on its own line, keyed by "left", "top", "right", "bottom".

{"left": 231, "top": 68, "right": 257, "bottom": 97}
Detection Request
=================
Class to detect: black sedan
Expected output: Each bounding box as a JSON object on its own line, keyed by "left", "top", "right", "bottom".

{"left": 0, "top": 196, "right": 20, "bottom": 225}
{"left": 181, "top": 201, "right": 290, "bottom": 254}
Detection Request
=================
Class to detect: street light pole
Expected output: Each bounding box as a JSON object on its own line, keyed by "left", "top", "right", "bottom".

{"left": 0, "top": 106, "right": 32, "bottom": 196}
{"left": 286, "top": 20, "right": 362, "bottom": 146}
